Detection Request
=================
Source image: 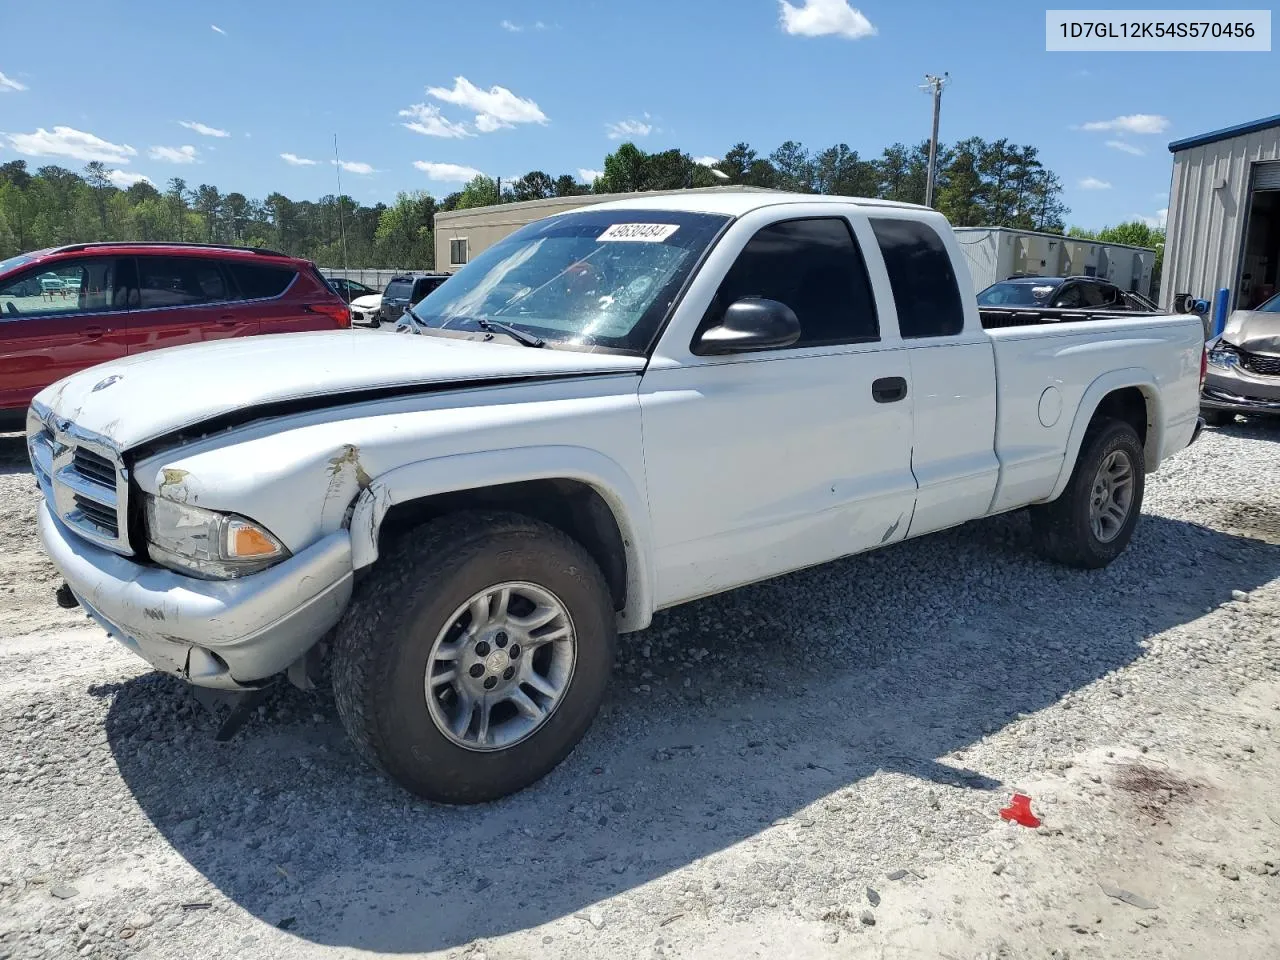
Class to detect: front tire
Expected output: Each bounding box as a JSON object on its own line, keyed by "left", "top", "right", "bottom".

{"left": 1029, "top": 420, "right": 1145, "bottom": 570}
{"left": 331, "top": 511, "right": 616, "bottom": 803}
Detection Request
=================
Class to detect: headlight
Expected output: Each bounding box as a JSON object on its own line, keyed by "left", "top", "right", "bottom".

{"left": 1207, "top": 341, "right": 1240, "bottom": 370}
{"left": 145, "top": 496, "right": 288, "bottom": 579}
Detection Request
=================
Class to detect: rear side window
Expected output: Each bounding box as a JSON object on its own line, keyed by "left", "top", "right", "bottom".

{"left": 869, "top": 218, "right": 965, "bottom": 338}
{"left": 226, "top": 262, "right": 295, "bottom": 300}
{"left": 705, "top": 217, "right": 879, "bottom": 348}
{"left": 384, "top": 280, "right": 412, "bottom": 301}
{"left": 1051, "top": 283, "right": 1084, "bottom": 309}
{"left": 136, "top": 257, "right": 232, "bottom": 308}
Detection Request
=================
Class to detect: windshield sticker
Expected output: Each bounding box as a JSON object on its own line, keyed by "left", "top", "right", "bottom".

{"left": 597, "top": 223, "right": 680, "bottom": 243}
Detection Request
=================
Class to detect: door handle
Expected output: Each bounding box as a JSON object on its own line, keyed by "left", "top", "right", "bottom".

{"left": 872, "top": 376, "right": 908, "bottom": 404}
{"left": 83, "top": 325, "right": 104, "bottom": 339}
{"left": 216, "top": 315, "right": 237, "bottom": 326}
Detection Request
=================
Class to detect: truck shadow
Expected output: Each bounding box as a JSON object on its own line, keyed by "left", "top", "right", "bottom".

{"left": 0, "top": 433, "right": 30, "bottom": 476}
{"left": 101, "top": 508, "right": 1280, "bottom": 952}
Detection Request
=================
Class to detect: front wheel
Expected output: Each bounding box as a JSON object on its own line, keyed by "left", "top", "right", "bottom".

{"left": 331, "top": 511, "right": 616, "bottom": 803}
{"left": 1029, "top": 420, "right": 1145, "bottom": 569}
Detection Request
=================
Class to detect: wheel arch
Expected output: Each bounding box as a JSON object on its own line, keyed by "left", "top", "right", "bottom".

{"left": 348, "top": 446, "right": 655, "bottom": 632}
{"left": 1048, "top": 369, "right": 1162, "bottom": 502}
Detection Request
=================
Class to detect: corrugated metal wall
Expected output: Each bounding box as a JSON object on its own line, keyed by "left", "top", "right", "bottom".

{"left": 1163, "top": 127, "right": 1280, "bottom": 310}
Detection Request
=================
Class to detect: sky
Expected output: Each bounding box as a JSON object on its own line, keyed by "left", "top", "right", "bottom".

{"left": 0, "top": 0, "right": 1276, "bottom": 230}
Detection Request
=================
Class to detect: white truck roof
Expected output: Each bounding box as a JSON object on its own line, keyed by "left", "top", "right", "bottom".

{"left": 582, "top": 191, "right": 933, "bottom": 218}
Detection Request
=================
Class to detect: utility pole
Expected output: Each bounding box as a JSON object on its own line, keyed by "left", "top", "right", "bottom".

{"left": 921, "top": 72, "right": 949, "bottom": 208}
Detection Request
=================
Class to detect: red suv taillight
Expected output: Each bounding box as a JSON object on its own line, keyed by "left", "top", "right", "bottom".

{"left": 305, "top": 302, "right": 351, "bottom": 328}
{"left": 1200, "top": 343, "right": 1208, "bottom": 390}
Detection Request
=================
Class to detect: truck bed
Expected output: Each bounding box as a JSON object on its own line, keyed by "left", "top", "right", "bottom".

{"left": 979, "top": 307, "right": 1153, "bottom": 329}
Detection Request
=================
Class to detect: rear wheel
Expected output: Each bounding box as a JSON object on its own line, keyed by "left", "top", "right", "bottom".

{"left": 331, "top": 511, "right": 616, "bottom": 803}
{"left": 1029, "top": 420, "right": 1145, "bottom": 569}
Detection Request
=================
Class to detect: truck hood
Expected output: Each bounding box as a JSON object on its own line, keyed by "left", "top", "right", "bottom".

{"left": 1223, "top": 310, "right": 1280, "bottom": 355}
{"left": 33, "top": 330, "right": 645, "bottom": 450}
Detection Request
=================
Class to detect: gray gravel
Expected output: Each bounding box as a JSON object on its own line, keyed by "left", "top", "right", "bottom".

{"left": 1, "top": 419, "right": 1278, "bottom": 959}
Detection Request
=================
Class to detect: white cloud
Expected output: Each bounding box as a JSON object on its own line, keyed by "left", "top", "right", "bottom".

{"left": 413, "top": 161, "right": 484, "bottom": 182}
{"left": 500, "top": 19, "right": 522, "bottom": 31}
{"left": 280, "top": 152, "right": 318, "bottom": 166}
{"left": 149, "top": 144, "right": 198, "bottom": 164}
{"left": 694, "top": 156, "right": 721, "bottom": 167}
{"left": 6, "top": 126, "right": 136, "bottom": 164}
{"left": 1081, "top": 114, "right": 1170, "bottom": 134}
{"left": 426, "top": 76, "right": 548, "bottom": 132}
{"left": 399, "top": 102, "right": 471, "bottom": 138}
{"left": 1078, "top": 177, "right": 1112, "bottom": 190}
{"left": 0, "top": 71, "right": 27, "bottom": 93}
{"left": 334, "top": 159, "right": 375, "bottom": 175}
{"left": 179, "top": 120, "right": 229, "bottom": 138}
{"left": 1137, "top": 208, "right": 1168, "bottom": 229}
{"left": 211, "top": 24, "right": 226, "bottom": 35}
{"left": 578, "top": 168, "right": 603, "bottom": 183}
{"left": 779, "top": 0, "right": 876, "bottom": 39}
{"left": 606, "top": 119, "right": 653, "bottom": 140}
{"left": 1105, "top": 140, "right": 1145, "bottom": 156}
{"left": 106, "top": 170, "right": 152, "bottom": 188}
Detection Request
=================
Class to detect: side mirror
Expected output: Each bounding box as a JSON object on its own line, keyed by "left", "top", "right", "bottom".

{"left": 694, "top": 298, "right": 801, "bottom": 355}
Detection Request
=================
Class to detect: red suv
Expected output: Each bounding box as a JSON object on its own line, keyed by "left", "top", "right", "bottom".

{"left": 0, "top": 242, "right": 350, "bottom": 428}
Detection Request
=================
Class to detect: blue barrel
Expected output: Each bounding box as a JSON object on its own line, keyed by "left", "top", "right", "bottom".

{"left": 1213, "top": 288, "right": 1230, "bottom": 338}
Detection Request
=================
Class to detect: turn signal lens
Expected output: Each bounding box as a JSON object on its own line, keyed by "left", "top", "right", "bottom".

{"left": 227, "top": 521, "right": 282, "bottom": 559}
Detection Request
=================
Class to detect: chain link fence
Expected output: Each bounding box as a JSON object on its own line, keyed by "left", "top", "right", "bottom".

{"left": 318, "top": 268, "right": 418, "bottom": 292}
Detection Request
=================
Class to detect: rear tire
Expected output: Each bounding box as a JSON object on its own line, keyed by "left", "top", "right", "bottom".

{"left": 1029, "top": 420, "right": 1145, "bottom": 570}
{"left": 331, "top": 511, "right": 616, "bottom": 803}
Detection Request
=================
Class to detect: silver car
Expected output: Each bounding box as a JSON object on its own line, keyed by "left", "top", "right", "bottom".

{"left": 1202, "top": 291, "right": 1280, "bottom": 424}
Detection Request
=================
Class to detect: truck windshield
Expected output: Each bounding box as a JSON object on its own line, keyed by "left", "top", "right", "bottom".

{"left": 410, "top": 209, "right": 730, "bottom": 354}
{"left": 977, "top": 280, "right": 1059, "bottom": 307}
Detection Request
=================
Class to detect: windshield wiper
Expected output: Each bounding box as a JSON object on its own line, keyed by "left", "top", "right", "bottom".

{"left": 475, "top": 318, "right": 545, "bottom": 348}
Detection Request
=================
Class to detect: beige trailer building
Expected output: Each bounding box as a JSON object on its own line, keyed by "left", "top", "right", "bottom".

{"left": 953, "top": 226, "right": 1156, "bottom": 298}
{"left": 434, "top": 186, "right": 777, "bottom": 273}
{"left": 1162, "top": 113, "right": 1280, "bottom": 311}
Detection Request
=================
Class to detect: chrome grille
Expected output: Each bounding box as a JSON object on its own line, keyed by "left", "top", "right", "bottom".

{"left": 1239, "top": 349, "right": 1280, "bottom": 377}
{"left": 29, "top": 410, "right": 132, "bottom": 555}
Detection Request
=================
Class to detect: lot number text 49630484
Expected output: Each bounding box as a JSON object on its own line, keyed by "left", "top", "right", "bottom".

{"left": 1045, "top": 10, "right": 1271, "bottom": 51}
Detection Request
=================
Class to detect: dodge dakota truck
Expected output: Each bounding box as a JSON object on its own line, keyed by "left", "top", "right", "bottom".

{"left": 27, "top": 193, "right": 1207, "bottom": 803}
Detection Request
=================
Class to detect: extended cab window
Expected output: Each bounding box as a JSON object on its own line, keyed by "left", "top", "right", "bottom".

{"left": 869, "top": 218, "right": 965, "bottom": 338}
{"left": 137, "top": 257, "right": 233, "bottom": 308}
{"left": 0, "top": 258, "right": 120, "bottom": 319}
{"left": 703, "top": 217, "right": 878, "bottom": 348}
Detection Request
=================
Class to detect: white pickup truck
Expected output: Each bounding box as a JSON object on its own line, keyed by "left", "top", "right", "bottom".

{"left": 28, "top": 193, "right": 1207, "bottom": 803}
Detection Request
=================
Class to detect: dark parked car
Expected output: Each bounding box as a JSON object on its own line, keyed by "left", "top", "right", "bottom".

{"left": 1202, "top": 290, "right": 1280, "bottom": 424}
{"left": 326, "top": 276, "right": 378, "bottom": 303}
{"left": 0, "top": 242, "right": 350, "bottom": 428}
{"left": 977, "top": 275, "right": 1155, "bottom": 312}
{"left": 379, "top": 273, "right": 451, "bottom": 325}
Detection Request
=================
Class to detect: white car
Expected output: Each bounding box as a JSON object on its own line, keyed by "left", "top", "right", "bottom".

{"left": 348, "top": 292, "right": 383, "bottom": 327}
{"left": 28, "top": 192, "right": 1206, "bottom": 803}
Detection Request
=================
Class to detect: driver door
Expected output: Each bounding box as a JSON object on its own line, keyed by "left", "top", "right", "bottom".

{"left": 639, "top": 214, "right": 918, "bottom": 608}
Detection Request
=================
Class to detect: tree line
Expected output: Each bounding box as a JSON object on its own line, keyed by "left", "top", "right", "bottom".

{"left": 0, "top": 134, "right": 1086, "bottom": 270}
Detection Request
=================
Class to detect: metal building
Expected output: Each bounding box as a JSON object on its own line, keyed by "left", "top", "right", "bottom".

{"left": 1162, "top": 113, "right": 1280, "bottom": 311}
{"left": 953, "top": 226, "right": 1156, "bottom": 298}
{"left": 433, "top": 186, "right": 779, "bottom": 273}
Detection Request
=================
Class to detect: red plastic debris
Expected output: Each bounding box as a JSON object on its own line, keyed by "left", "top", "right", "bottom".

{"left": 999, "top": 793, "right": 1042, "bottom": 828}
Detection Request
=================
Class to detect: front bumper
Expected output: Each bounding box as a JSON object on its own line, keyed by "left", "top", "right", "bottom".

{"left": 1202, "top": 365, "right": 1280, "bottom": 415}
{"left": 38, "top": 503, "right": 353, "bottom": 689}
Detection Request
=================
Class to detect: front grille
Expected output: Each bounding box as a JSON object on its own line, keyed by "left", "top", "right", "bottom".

{"left": 72, "top": 493, "right": 120, "bottom": 535}
{"left": 73, "top": 447, "right": 117, "bottom": 487}
{"left": 30, "top": 412, "right": 132, "bottom": 555}
{"left": 1239, "top": 348, "right": 1280, "bottom": 377}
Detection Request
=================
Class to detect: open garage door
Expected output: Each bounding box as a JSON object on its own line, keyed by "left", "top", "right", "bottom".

{"left": 1239, "top": 162, "right": 1280, "bottom": 308}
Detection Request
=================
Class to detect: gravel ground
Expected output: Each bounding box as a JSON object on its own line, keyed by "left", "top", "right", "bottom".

{"left": 1, "top": 421, "right": 1278, "bottom": 960}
